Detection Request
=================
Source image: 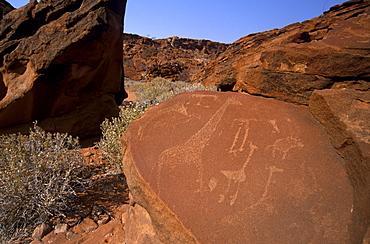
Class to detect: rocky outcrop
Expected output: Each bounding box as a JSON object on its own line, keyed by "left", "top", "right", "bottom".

{"left": 122, "top": 90, "right": 357, "bottom": 243}
{"left": 123, "top": 33, "right": 229, "bottom": 82}
{"left": 0, "top": 0, "right": 127, "bottom": 143}
{"left": 309, "top": 89, "right": 370, "bottom": 242}
{"left": 194, "top": 0, "right": 370, "bottom": 105}
{"left": 0, "top": 0, "right": 14, "bottom": 20}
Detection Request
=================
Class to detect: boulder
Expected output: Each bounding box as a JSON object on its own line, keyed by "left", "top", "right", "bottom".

{"left": 193, "top": 0, "right": 370, "bottom": 105}
{"left": 0, "top": 0, "right": 127, "bottom": 143}
{"left": 123, "top": 33, "right": 229, "bottom": 82}
{"left": 122, "top": 91, "right": 356, "bottom": 243}
{"left": 309, "top": 89, "right": 370, "bottom": 241}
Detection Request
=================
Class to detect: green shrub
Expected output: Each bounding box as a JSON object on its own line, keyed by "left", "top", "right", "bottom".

{"left": 97, "top": 102, "right": 150, "bottom": 174}
{"left": 131, "top": 77, "right": 217, "bottom": 104}
{"left": 0, "top": 124, "right": 89, "bottom": 243}
{"left": 98, "top": 78, "right": 216, "bottom": 174}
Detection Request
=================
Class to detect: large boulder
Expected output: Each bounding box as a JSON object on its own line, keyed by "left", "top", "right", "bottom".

{"left": 123, "top": 34, "right": 229, "bottom": 82}
{"left": 193, "top": 0, "right": 370, "bottom": 105}
{"left": 309, "top": 89, "right": 370, "bottom": 242}
{"left": 122, "top": 91, "right": 358, "bottom": 243}
{"left": 0, "top": 0, "right": 127, "bottom": 143}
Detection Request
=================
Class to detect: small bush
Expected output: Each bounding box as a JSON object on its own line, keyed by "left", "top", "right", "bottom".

{"left": 98, "top": 78, "right": 216, "bottom": 174}
{"left": 97, "top": 102, "right": 150, "bottom": 174}
{"left": 0, "top": 124, "right": 89, "bottom": 243}
{"left": 131, "top": 77, "right": 217, "bottom": 104}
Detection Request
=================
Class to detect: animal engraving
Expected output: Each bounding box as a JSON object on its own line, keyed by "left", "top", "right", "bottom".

{"left": 157, "top": 96, "right": 241, "bottom": 194}
{"left": 219, "top": 143, "right": 258, "bottom": 206}
{"left": 267, "top": 136, "right": 304, "bottom": 159}
{"left": 245, "top": 166, "right": 284, "bottom": 210}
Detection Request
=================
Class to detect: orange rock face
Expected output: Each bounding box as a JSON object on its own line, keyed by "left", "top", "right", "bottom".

{"left": 310, "top": 89, "right": 370, "bottom": 242}
{"left": 123, "top": 33, "right": 229, "bottom": 82}
{"left": 122, "top": 91, "right": 355, "bottom": 243}
{"left": 194, "top": 0, "right": 370, "bottom": 104}
{"left": 0, "top": 0, "right": 127, "bottom": 143}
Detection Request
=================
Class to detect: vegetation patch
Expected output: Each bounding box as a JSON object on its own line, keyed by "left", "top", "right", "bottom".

{"left": 0, "top": 78, "right": 216, "bottom": 242}
{"left": 98, "top": 77, "right": 217, "bottom": 173}
{"left": 0, "top": 124, "right": 90, "bottom": 243}
{"left": 131, "top": 77, "right": 217, "bottom": 104}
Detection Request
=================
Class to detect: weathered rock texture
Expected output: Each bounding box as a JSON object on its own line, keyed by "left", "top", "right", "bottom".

{"left": 309, "top": 89, "right": 370, "bottom": 243}
{"left": 123, "top": 33, "right": 229, "bottom": 82}
{"left": 194, "top": 0, "right": 370, "bottom": 104}
{"left": 0, "top": 0, "right": 127, "bottom": 142}
{"left": 122, "top": 90, "right": 356, "bottom": 243}
{"left": 0, "top": 0, "right": 14, "bottom": 20}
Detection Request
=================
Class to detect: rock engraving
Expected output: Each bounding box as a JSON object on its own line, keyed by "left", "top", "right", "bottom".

{"left": 267, "top": 136, "right": 304, "bottom": 159}
{"left": 157, "top": 96, "right": 241, "bottom": 194}
{"left": 219, "top": 143, "right": 258, "bottom": 206}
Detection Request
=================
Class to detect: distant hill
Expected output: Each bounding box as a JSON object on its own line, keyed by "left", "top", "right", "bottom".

{"left": 123, "top": 33, "right": 229, "bottom": 82}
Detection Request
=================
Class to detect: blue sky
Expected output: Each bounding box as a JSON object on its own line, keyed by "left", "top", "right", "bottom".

{"left": 10, "top": 0, "right": 347, "bottom": 43}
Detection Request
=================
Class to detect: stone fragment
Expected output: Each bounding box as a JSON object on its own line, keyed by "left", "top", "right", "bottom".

{"left": 124, "top": 203, "right": 162, "bottom": 244}
{"left": 0, "top": 0, "right": 127, "bottom": 143}
{"left": 97, "top": 213, "right": 111, "bottom": 225}
{"left": 122, "top": 90, "right": 354, "bottom": 243}
{"left": 41, "top": 216, "right": 125, "bottom": 243}
{"left": 64, "top": 214, "right": 82, "bottom": 227}
{"left": 29, "top": 240, "right": 42, "bottom": 244}
{"left": 54, "top": 223, "right": 68, "bottom": 234}
{"left": 194, "top": 0, "right": 370, "bottom": 104}
{"left": 71, "top": 218, "right": 98, "bottom": 234}
{"left": 31, "top": 223, "right": 52, "bottom": 240}
{"left": 309, "top": 88, "right": 370, "bottom": 242}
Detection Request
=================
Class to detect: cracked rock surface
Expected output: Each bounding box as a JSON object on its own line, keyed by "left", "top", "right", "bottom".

{"left": 0, "top": 0, "right": 127, "bottom": 143}
{"left": 194, "top": 0, "right": 370, "bottom": 104}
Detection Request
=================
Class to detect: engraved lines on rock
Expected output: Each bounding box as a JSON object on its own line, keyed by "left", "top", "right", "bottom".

{"left": 214, "top": 118, "right": 304, "bottom": 208}
{"left": 157, "top": 95, "right": 242, "bottom": 195}
{"left": 266, "top": 136, "right": 304, "bottom": 160}
{"left": 137, "top": 100, "right": 190, "bottom": 141}
{"left": 154, "top": 94, "right": 305, "bottom": 212}
{"left": 219, "top": 142, "right": 258, "bottom": 206}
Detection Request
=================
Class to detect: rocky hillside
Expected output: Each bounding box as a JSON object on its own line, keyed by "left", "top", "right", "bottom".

{"left": 123, "top": 33, "right": 229, "bottom": 81}
{"left": 194, "top": 0, "right": 370, "bottom": 104}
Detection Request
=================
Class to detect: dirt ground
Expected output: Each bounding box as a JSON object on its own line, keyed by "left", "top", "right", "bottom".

{"left": 22, "top": 146, "right": 130, "bottom": 244}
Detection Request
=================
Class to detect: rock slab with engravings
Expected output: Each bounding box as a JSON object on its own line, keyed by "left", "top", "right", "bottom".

{"left": 122, "top": 90, "right": 354, "bottom": 243}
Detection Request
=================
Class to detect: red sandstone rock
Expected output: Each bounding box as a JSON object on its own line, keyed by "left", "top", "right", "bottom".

{"left": 194, "top": 0, "right": 370, "bottom": 104}
{"left": 32, "top": 223, "right": 52, "bottom": 241}
{"left": 309, "top": 88, "right": 370, "bottom": 242}
{"left": 122, "top": 91, "right": 355, "bottom": 243}
{"left": 0, "top": 0, "right": 127, "bottom": 143}
{"left": 41, "top": 213, "right": 126, "bottom": 243}
{"left": 123, "top": 34, "right": 229, "bottom": 81}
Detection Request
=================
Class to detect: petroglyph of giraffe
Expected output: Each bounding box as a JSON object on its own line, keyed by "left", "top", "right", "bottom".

{"left": 219, "top": 142, "right": 258, "bottom": 206}
{"left": 157, "top": 95, "right": 242, "bottom": 194}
